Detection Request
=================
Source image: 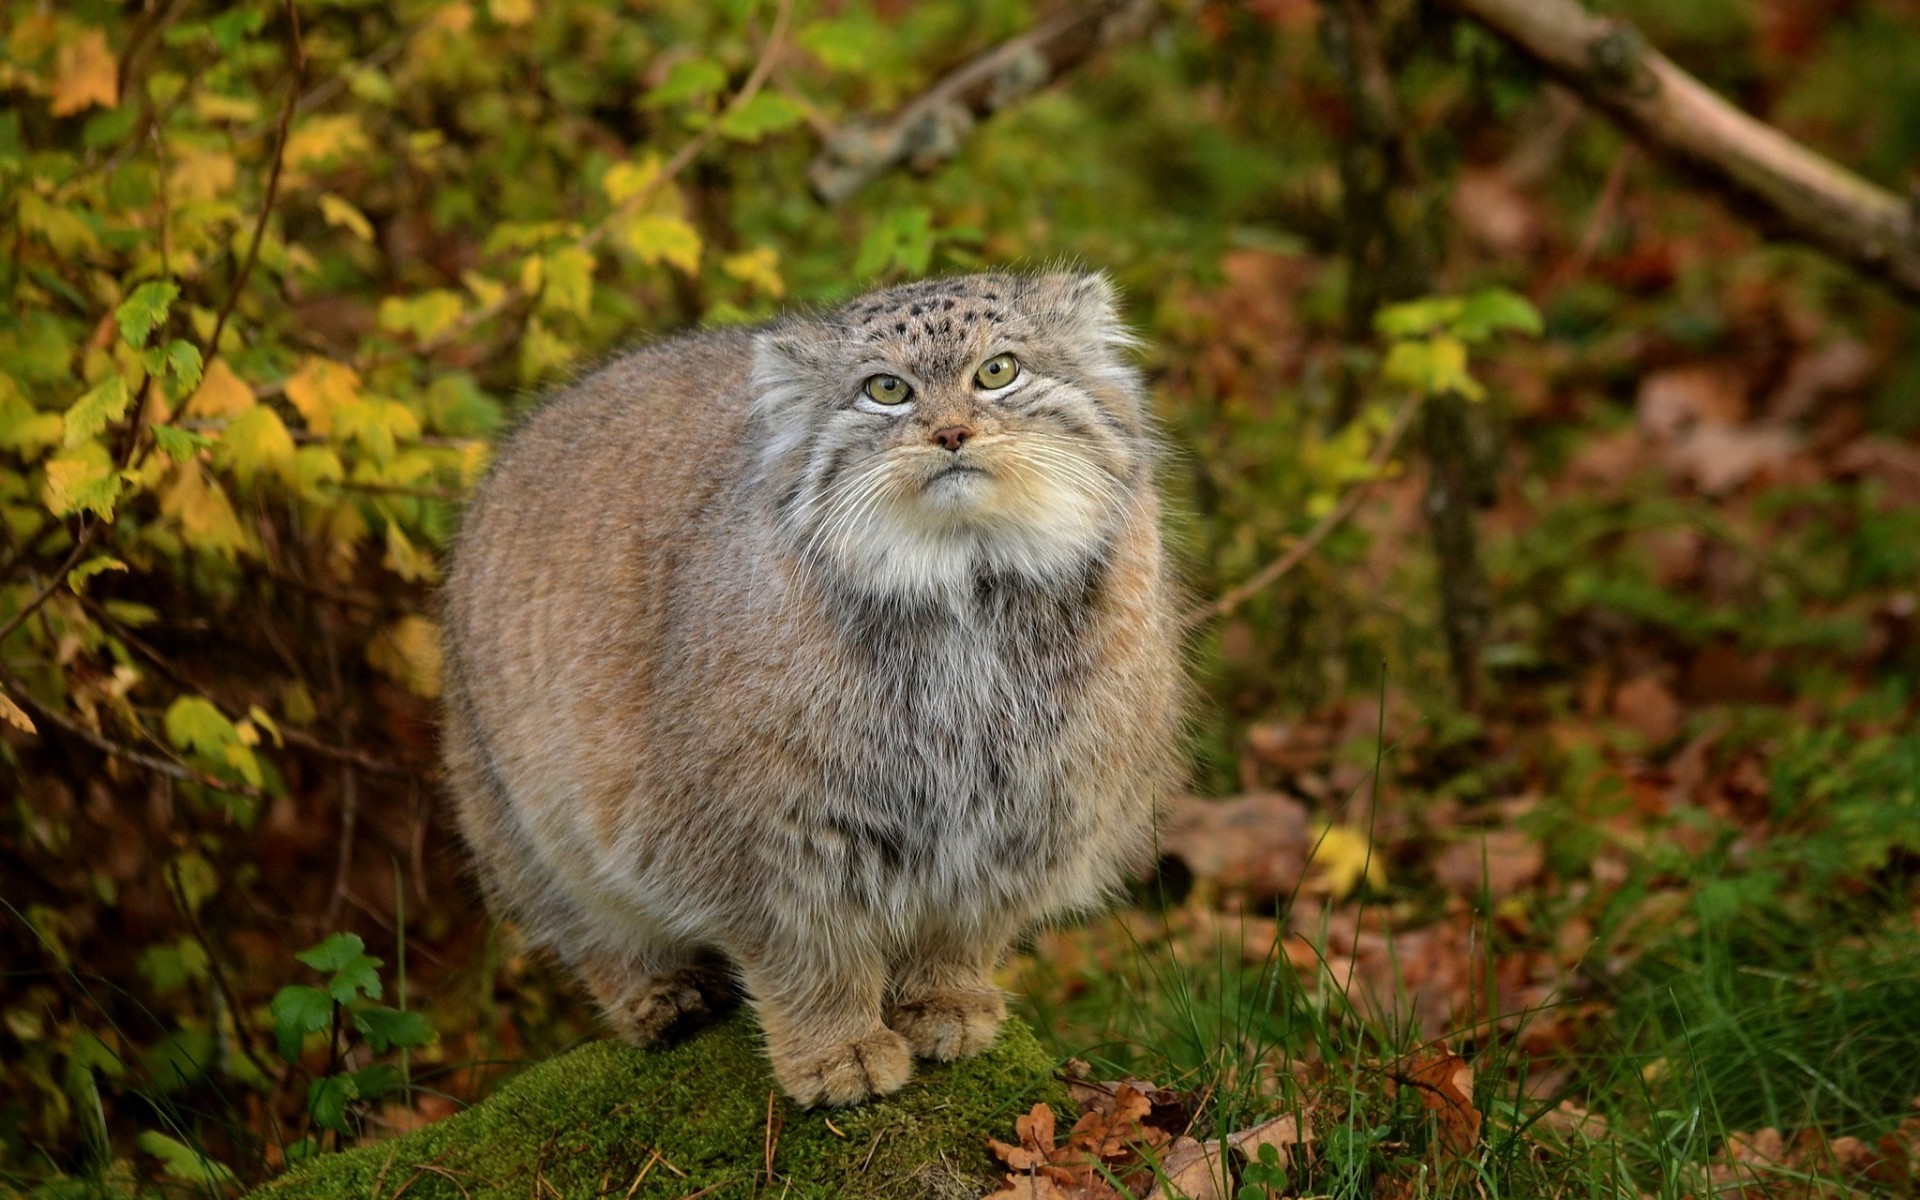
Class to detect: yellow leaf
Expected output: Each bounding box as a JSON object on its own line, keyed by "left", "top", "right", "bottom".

{"left": 247, "top": 705, "right": 284, "bottom": 747}
{"left": 318, "top": 193, "right": 374, "bottom": 241}
{"left": 185, "top": 358, "right": 255, "bottom": 418}
{"left": 619, "top": 213, "right": 701, "bottom": 275}
{"left": 217, "top": 405, "right": 296, "bottom": 484}
{"left": 600, "top": 155, "right": 662, "bottom": 206}
{"left": 0, "top": 686, "right": 35, "bottom": 734}
{"left": 284, "top": 357, "right": 359, "bottom": 435}
{"left": 461, "top": 271, "right": 507, "bottom": 310}
{"left": 17, "top": 192, "right": 100, "bottom": 255}
{"left": 539, "top": 246, "right": 595, "bottom": 316}
{"left": 51, "top": 27, "right": 118, "bottom": 117}
{"left": 721, "top": 247, "right": 784, "bottom": 298}
{"left": 1307, "top": 823, "right": 1386, "bottom": 901}
{"left": 324, "top": 501, "right": 369, "bottom": 580}
{"left": 489, "top": 0, "right": 535, "bottom": 25}
{"left": 293, "top": 444, "right": 345, "bottom": 502}
{"left": 159, "top": 461, "right": 249, "bottom": 558}
{"left": 42, "top": 442, "right": 122, "bottom": 519}
{"left": 168, "top": 147, "right": 237, "bottom": 204}
{"left": 283, "top": 115, "right": 369, "bottom": 173}
{"left": 190, "top": 91, "right": 259, "bottom": 123}
{"left": 367, "top": 615, "right": 442, "bottom": 698}
{"left": 383, "top": 521, "right": 441, "bottom": 584}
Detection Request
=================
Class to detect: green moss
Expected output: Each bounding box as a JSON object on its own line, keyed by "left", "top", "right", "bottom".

{"left": 253, "top": 1014, "right": 1064, "bottom": 1200}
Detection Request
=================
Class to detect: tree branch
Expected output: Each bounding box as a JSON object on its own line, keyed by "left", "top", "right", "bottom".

{"left": 807, "top": 0, "right": 1159, "bottom": 204}
{"left": 1438, "top": 0, "right": 1920, "bottom": 302}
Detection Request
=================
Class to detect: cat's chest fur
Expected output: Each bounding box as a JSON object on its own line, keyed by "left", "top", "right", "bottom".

{"left": 789, "top": 564, "right": 1107, "bottom": 898}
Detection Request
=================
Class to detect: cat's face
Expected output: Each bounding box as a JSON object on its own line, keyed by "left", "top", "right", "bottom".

{"left": 751, "top": 272, "right": 1151, "bottom": 597}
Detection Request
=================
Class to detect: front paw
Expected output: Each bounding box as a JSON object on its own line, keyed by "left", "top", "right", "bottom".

{"left": 888, "top": 987, "right": 1006, "bottom": 1061}
{"left": 773, "top": 1027, "right": 913, "bottom": 1107}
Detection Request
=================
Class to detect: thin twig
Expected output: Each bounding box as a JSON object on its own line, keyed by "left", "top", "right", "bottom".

{"left": 0, "top": 663, "right": 264, "bottom": 799}
{"left": 1186, "top": 396, "right": 1422, "bottom": 628}
{"left": 0, "top": 522, "right": 100, "bottom": 649}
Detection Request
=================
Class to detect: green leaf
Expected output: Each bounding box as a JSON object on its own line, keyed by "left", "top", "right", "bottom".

{"left": 644, "top": 58, "right": 726, "bottom": 108}
{"left": 136, "top": 1131, "right": 237, "bottom": 1187}
{"left": 66, "top": 555, "right": 127, "bottom": 593}
{"left": 378, "top": 290, "right": 466, "bottom": 341}
{"left": 270, "top": 984, "right": 333, "bottom": 1061}
{"left": 1453, "top": 287, "right": 1544, "bottom": 341}
{"left": 166, "top": 852, "right": 220, "bottom": 914}
{"left": 162, "top": 339, "right": 204, "bottom": 392}
{"left": 63, "top": 375, "right": 132, "bottom": 446}
{"left": 307, "top": 1072, "right": 359, "bottom": 1133}
{"left": 855, "top": 207, "right": 934, "bottom": 278}
{"left": 164, "top": 695, "right": 237, "bottom": 758}
{"left": 1374, "top": 295, "right": 1463, "bottom": 340}
{"left": 137, "top": 938, "right": 210, "bottom": 994}
{"left": 298, "top": 932, "right": 383, "bottom": 1002}
{"left": 349, "top": 1063, "right": 400, "bottom": 1102}
{"left": 715, "top": 92, "right": 806, "bottom": 142}
{"left": 115, "top": 281, "right": 180, "bottom": 348}
{"left": 354, "top": 1005, "right": 435, "bottom": 1052}
{"left": 150, "top": 423, "right": 212, "bottom": 462}
{"left": 540, "top": 246, "right": 596, "bottom": 317}
{"left": 423, "top": 373, "right": 503, "bottom": 436}
{"left": 798, "top": 15, "right": 890, "bottom": 72}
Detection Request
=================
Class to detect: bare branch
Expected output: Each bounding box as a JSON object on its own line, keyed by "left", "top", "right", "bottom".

{"left": 808, "top": 0, "right": 1159, "bottom": 204}
{"left": 1439, "top": 0, "right": 1920, "bottom": 302}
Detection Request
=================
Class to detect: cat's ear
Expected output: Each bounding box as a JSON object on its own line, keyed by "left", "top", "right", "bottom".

{"left": 750, "top": 321, "right": 836, "bottom": 400}
{"left": 1024, "top": 272, "right": 1139, "bottom": 350}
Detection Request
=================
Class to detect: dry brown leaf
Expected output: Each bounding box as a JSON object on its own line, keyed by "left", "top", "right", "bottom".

{"left": 1403, "top": 1047, "right": 1480, "bottom": 1157}
{"left": 1611, "top": 675, "right": 1683, "bottom": 746}
{"left": 1143, "top": 1137, "right": 1226, "bottom": 1200}
{"left": 1226, "top": 1113, "right": 1313, "bottom": 1159}
{"left": 1161, "top": 793, "right": 1312, "bottom": 897}
{"left": 1432, "top": 830, "right": 1544, "bottom": 901}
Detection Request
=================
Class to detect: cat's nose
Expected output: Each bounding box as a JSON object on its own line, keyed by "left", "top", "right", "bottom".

{"left": 930, "top": 425, "right": 973, "bottom": 452}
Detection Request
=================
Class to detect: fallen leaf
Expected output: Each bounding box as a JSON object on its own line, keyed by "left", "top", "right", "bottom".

{"left": 1143, "top": 1137, "right": 1225, "bottom": 1200}
{"left": 1432, "top": 830, "right": 1544, "bottom": 901}
{"left": 1402, "top": 1047, "right": 1481, "bottom": 1157}
{"left": 1161, "top": 793, "right": 1312, "bottom": 897}
{"left": 1611, "top": 675, "right": 1682, "bottom": 746}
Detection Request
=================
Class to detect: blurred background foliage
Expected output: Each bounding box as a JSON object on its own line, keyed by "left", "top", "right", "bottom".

{"left": 5, "top": 0, "right": 1920, "bottom": 1194}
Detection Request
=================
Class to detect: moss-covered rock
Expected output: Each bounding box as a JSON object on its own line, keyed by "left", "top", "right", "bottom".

{"left": 253, "top": 1013, "right": 1064, "bottom": 1200}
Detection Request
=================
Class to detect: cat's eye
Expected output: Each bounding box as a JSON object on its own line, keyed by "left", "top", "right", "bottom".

{"left": 863, "top": 374, "right": 912, "bottom": 405}
{"left": 974, "top": 353, "right": 1020, "bottom": 390}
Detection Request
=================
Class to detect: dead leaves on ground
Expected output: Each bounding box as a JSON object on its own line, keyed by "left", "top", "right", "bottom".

{"left": 984, "top": 1068, "right": 1308, "bottom": 1200}
{"left": 984, "top": 1051, "right": 1510, "bottom": 1199}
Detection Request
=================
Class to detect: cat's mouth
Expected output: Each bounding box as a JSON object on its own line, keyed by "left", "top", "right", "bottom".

{"left": 928, "top": 462, "right": 988, "bottom": 482}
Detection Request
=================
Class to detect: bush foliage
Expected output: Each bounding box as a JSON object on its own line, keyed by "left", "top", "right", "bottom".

{"left": 6, "top": 0, "right": 1920, "bottom": 1195}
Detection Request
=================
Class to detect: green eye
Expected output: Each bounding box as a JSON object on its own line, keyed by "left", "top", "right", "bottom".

{"left": 974, "top": 353, "right": 1020, "bottom": 390}
{"left": 863, "top": 374, "right": 912, "bottom": 405}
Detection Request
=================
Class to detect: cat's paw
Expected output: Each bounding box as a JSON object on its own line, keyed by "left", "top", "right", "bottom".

{"left": 604, "top": 967, "right": 730, "bottom": 1047}
{"left": 887, "top": 987, "right": 1006, "bottom": 1061}
{"left": 774, "top": 1027, "right": 913, "bottom": 1107}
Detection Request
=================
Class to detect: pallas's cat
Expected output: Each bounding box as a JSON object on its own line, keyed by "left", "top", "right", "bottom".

{"left": 442, "top": 272, "right": 1182, "bottom": 1105}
